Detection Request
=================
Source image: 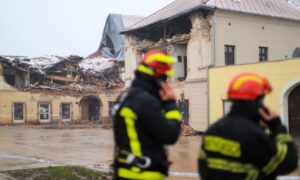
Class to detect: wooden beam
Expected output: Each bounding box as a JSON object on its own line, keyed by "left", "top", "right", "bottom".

{"left": 45, "top": 75, "right": 75, "bottom": 82}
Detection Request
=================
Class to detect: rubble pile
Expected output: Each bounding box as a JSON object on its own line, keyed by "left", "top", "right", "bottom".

{"left": 181, "top": 124, "right": 203, "bottom": 136}
{"left": 0, "top": 54, "right": 124, "bottom": 96}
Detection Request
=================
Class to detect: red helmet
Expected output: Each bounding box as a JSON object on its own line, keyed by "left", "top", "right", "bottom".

{"left": 136, "top": 50, "right": 174, "bottom": 77}
{"left": 228, "top": 73, "right": 272, "bottom": 100}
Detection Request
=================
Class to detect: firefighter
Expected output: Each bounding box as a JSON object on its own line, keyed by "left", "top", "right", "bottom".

{"left": 198, "top": 73, "right": 298, "bottom": 180}
{"left": 112, "top": 50, "right": 182, "bottom": 180}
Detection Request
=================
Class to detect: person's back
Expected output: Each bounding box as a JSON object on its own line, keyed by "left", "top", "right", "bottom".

{"left": 199, "top": 73, "right": 298, "bottom": 180}
{"left": 113, "top": 50, "right": 182, "bottom": 180}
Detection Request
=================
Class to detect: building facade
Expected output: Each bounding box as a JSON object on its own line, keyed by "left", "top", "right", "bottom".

{"left": 123, "top": 0, "right": 300, "bottom": 131}
{"left": 209, "top": 58, "right": 300, "bottom": 140}
{"left": 0, "top": 61, "right": 120, "bottom": 125}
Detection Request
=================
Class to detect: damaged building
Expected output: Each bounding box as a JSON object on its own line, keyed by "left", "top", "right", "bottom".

{"left": 0, "top": 55, "right": 123, "bottom": 124}
{"left": 0, "top": 13, "right": 142, "bottom": 124}
{"left": 122, "top": 0, "right": 300, "bottom": 131}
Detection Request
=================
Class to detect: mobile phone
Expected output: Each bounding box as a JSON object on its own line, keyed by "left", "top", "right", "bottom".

{"left": 261, "top": 105, "right": 270, "bottom": 115}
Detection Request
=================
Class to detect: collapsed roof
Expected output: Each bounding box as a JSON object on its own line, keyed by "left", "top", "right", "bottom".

{"left": 99, "top": 14, "right": 143, "bottom": 61}
{"left": 0, "top": 55, "right": 123, "bottom": 96}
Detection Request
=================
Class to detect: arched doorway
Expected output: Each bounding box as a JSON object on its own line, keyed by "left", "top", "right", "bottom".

{"left": 288, "top": 85, "right": 300, "bottom": 138}
{"left": 80, "top": 96, "right": 102, "bottom": 121}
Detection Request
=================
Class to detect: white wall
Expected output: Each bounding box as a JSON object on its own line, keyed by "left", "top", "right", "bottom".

{"left": 172, "top": 45, "right": 187, "bottom": 79}
{"left": 215, "top": 10, "right": 300, "bottom": 66}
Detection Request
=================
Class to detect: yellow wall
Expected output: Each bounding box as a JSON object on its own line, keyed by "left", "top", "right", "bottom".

{"left": 0, "top": 66, "right": 119, "bottom": 124}
{"left": 0, "top": 90, "right": 112, "bottom": 124}
{"left": 209, "top": 58, "right": 300, "bottom": 124}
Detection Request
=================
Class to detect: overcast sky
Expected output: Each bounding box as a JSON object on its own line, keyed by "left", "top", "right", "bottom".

{"left": 0, "top": 0, "right": 174, "bottom": 57}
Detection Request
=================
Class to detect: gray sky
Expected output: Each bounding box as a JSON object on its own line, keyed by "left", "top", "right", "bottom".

{"left": 0, "top": 0, "right": 174, "bottom": 57}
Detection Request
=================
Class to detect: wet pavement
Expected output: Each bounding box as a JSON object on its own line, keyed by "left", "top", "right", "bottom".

{"left": 0, "top": 126, "right": 298, "bottom": 180}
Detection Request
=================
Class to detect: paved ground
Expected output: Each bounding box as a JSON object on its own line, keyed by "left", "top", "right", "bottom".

{"left": 0, "top": 125, "right": 298, "bottom": 180}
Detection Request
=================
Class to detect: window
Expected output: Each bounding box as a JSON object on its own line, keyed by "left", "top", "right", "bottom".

{"left": 259, "top": 47, "right": 268, "bottom": 61}
{"left": 176, "top": 55, "right": 187, "bottom": 81}
{"left": 61, "top": 103, "right": 71, "bottom": 120}
{"left": 39, "top": 103, "right": 50, "bottom": 121}
{"left": 177, "top": 56, "right": 182, "bottom": 63}
{"left": 13, "top": 103, "right": 25, "bottom": 122}
{"left": 183, "top": 56, "right": 187, "bottom": 79}
{"left": 223, "top": 100, "right": 233, "bottom": 115}
{"left": 225, "top": 45, "right": 235, "bottom": 65}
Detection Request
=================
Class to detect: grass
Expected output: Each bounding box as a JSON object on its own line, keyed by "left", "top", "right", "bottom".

{"left": 4, "top": 166, "right": 110, "bottom": 180}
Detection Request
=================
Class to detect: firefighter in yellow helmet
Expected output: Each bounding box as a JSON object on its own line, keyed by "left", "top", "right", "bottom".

{"left": 112, "top": 50, "right": 182, "bottom": 179}
{"left": 198, "top": 73, "right": 298, "bottom": 180}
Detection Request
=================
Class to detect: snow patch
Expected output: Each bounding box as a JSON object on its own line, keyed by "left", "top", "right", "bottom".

{"left": 232, "top": 0, "right": 244, "bottom": 3}
{"left": 287, "top": 0, "right": 300, "bottom": 9}
{"left": 78, "top": 57, "right": 115, "bottom": 73}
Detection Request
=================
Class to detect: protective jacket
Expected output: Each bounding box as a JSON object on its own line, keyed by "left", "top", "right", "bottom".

{"left": 199, "top": 106, "right": 298, "bottom": 180}
{"left": 113, "top": 74, "right": 182, "bottom": 180}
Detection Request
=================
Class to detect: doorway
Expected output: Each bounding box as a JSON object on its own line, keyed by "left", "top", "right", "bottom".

{"left": 288, "top": 85, "right": 300, "bottom": 140}
{"left": 80, "top": 96, "right": 102, "bottom": 121}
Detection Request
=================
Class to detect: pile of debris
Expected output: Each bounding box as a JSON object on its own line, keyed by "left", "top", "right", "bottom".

{"left": 181, "top": 124, "right": 203, "bottom": 136}
{"left": 0, "top": 54, "right": 124, "bottom": 96}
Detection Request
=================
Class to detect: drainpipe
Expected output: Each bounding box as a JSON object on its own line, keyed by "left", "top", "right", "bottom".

{"left": 207, "top": 10, "right": 217, "bottom": 128}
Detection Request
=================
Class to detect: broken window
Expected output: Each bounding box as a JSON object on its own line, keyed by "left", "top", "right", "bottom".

{"left": 2, "top": 65, "right": 27, "bottom": 88}
{"left": 225, "top": 45, "right": 235, "bottom": 65}
{"left": 3, "top": 66, "right": 16, "bottom": 86}
{"left": 130, "top": 14, "right": 192, "bottom": 42}
{"left": 39, "top": 103, "right": 50, "bottom": 121}
{"left": 13, "top": 103, "right": 25, "bottom": 121}
{"left": 61, "top": 103, "right": 71, "bottom": 120}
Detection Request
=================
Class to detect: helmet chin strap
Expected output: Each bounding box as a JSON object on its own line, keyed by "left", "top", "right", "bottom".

{"left": 157, "top": 75, "right": 167, "bottom": 82}
{"left": 231, "top": 97, "right": 265, "bottom": 123}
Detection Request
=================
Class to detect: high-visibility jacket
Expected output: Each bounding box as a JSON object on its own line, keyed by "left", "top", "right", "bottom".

{"left": 113, "top": 77, "right": 182, "bottom": 180}
{"left": 198, "top": 109, "right": 298, "bottom": 180}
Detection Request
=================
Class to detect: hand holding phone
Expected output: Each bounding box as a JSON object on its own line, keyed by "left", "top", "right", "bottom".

{"left": 159, "top": 82, "right": 176, "bottom": 101}
{"left": 258, "top": 106, "right": 279, "bottom": 122}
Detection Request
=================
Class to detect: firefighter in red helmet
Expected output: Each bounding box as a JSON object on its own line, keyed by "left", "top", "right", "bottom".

{"left": 198, "top": 73, "right": 298, "bottom": 180}
{"left": 112, "top": 50, "right": 181, "bottom": 179}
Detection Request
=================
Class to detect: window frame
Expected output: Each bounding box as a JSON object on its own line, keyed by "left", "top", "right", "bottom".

{"left": 13, "top": 102, "right": 25, "bottom": 123}
{"left": 259, "top": 46, "right": 268, "bottom": 62}
{"left": 60, "top": 103, "right": 72, "bottom": 122}
{"left": 39, "top": 102, "right": 51, "bottom": 122}
{"left": 225, "top": 45, "right": 235, "bottom": 65}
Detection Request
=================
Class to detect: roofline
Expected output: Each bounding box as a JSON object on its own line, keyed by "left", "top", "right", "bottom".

{"left": 216, "top": 7, "right": 300, "bottom": 23}
{"left": 121, "top": 5, "right": 215, "bottom": 34}
{"left": 121, "top": 3, "right": 300, "bottom": 35}
{"left": 209, "top": 57, "right": 300, "bottom": 70}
